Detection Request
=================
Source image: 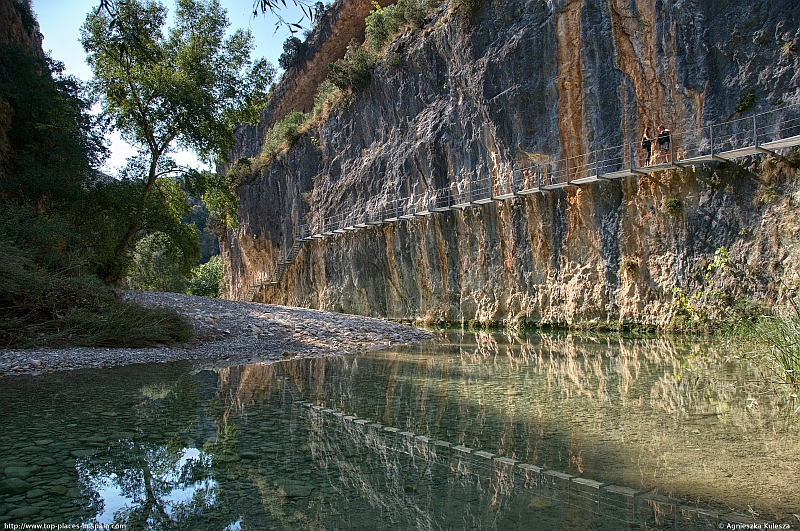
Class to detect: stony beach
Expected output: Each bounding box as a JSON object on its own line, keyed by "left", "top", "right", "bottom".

{"left": 0, "top": 291, "right": 434, "bottom": 377}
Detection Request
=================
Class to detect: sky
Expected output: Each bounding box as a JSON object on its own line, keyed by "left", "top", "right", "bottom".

{"left": 30, "top": 0, "right": 307, "bottom": 172}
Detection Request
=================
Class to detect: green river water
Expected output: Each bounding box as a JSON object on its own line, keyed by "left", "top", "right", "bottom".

{"left": 0, "top": 331, "right": 798, "bottom": 530}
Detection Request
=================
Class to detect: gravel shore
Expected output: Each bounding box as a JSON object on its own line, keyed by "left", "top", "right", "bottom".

{"left": 0, "top": 291, "right": 434, "bottom": 377}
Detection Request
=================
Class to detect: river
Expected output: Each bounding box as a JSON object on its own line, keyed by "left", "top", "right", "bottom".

{"left": 0, "top": 331, "right": 797, "bottom": 529}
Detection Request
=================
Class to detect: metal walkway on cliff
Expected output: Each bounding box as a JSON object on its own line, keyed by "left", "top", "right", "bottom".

{"left": 245, "top": 102, "right": 800, "bottom": 300}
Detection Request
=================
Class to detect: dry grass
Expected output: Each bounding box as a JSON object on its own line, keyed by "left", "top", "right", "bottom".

{"left": 0, "top": 246, "right": 192, "bottom": 348}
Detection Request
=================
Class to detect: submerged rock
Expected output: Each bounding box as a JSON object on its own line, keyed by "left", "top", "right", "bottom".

{"left": 3, "top": 466, "right": 39, "bottom": 479}
{"left": 0, "top": 478, "right": 32, "bottom": 495}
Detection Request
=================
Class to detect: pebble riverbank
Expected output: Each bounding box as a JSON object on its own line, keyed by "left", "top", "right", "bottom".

{"left": 0, "top": 291, "right": 434, "bottom": 377}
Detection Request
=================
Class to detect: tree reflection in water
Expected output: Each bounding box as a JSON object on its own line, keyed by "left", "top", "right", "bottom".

{"left": 75, "top": 376, "right": 228, "bottom": 530}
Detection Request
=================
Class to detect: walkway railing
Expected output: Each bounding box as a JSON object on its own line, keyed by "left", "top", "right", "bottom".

{"left": 245, "top": 102, "right": 800, "bottom": 298}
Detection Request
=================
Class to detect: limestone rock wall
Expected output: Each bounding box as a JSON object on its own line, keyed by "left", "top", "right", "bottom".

{"left": 0, "top": 0, "right": 41, "bottom": 50}
{"left": 234, "top": 0, "right": 393, "bottom": 159}
{"left": 224, "top": 0, "right": 800, "bottom": 327}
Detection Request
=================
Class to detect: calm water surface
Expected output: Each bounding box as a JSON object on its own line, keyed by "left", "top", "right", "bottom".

{"left": 0, "top": 331, "right": 798, "bottom": 530}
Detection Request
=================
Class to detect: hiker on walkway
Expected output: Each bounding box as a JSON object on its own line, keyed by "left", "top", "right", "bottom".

{"left": 641, "top": 126, "right": 653, "bottom": 166}
{"left": 657, "top": 124, "right": 671, "bottom": 163}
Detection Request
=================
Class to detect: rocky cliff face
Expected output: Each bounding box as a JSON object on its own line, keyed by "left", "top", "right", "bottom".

{"left": 224, "top": 0, "right": 800, "bottom": 327}
{"left": 0, "top": 0, "right": 41, "bottom": 49}
{"left": 0, "top": 0, "right": 43, "bottom": 179}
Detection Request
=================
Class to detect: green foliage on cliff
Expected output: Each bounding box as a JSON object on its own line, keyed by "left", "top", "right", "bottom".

{"left": 736, "top": 91, "right": 756, "bottom": 114}
{"left": 279, "top": 36, "right": 308, "bottom": 70}
{"left": 452, "top": 0, "right": 482, "bottom": 15}
{"left": 10, "top": 0, "right": 38, "bottom": 34}
{"left": 365, "top": 0, "right": 435, "bottom": 53}
{"left": 326, "top": 0, "right": 438, "bottom": 95}
{"left": 328, "top": 40, "right": 375, "bottom": 93}
{"left": 667, "top": 247, "right": 766, "bottom": 334}
{"left": 663, "top": 198, "right": 683, "bottom": 215}
{"left": 255, "top": 110, "right": 312, "bottom": 167}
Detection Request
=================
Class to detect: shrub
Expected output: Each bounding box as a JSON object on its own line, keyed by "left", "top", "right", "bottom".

{"left": 257, "top": 110, "right": 311, "bottom": 164}
{"left": 779, "top": 41, "right": 797, "bottom": 56}
{"left": 187, "top": 255, "right": 224, "bottom": 298}
{"left": 0, "top": 245, "right": 191, "bottom": 348}
{"left": 452, "top": 0, "right": 482, "bottom": 16}
{"left": 736, "top": 91, "right": 756, "bottom": 114}
{"left": 279, "top": 110, "right": 310, "bottom": 144}
{"left": 365, "top": 3, "right": 403, "bottom": 53}
{"left": 664, "top": 198, "right": 683, "bottom": 215}
{"left": 619, "top": 258, "right": 638, "bottom": 274}
{"left": 328, "top": 40, "right": 375, "bottom": 93}
{"left": 278, "top": 36, "right": 308, "bottom": 70}
{"left": 126, "top": 233, "right": 188, "bottom": 293}
{"left": 365, "top": 0, "right": 430, "bottom": 54}
{"left": 224, "top": 157, "right": 254, "bottom": 188}
{"left": 311, "top": 79, "right": 342, "bottom": 123}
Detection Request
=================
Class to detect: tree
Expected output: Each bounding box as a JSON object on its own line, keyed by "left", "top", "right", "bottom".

{"left": 81, "top": 0, "right": 275, "bottom": 283}
{"left": 278, "top": 36, "right": 307, "bottom": 70}
{"left": 0, "top": 44, "right": 107, "bottom": 213}
{"left": 186, "top": 255, "right": 224, "bottom": 297}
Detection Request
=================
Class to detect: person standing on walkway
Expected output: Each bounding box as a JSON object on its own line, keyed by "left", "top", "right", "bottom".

{"left": 657, "top": 124, "right": 671, "bottom": 163}
{"left": 641, "top": 126, "right": 653, "bottom": 166}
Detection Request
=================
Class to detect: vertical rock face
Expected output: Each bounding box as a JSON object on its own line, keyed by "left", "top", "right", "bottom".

{"left": 0, "top": 0, "right": 41, "bottom": 50}
{"left": 0, "top": 0, "right": 43, "bottom": 179}
{"left": 225, "top": 0, "right": 800, "bottom": 326}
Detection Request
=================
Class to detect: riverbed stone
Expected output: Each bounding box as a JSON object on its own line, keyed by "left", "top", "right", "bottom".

{"left": 19, "top": 445, "right": 47, "bottom": 454}
{"left": 214, "top": 454, "right": 240, "bottom": 463}
{"left": 4, "top": 466, "right": 39, "bottom": 479}
{"left": 70, "top": 450, "right": 93, "bottom": 458}
{"left": 0, "top": 292, "right": 432, "bottom": 375}
{"left": 0, "top": 478, "right": 31, "bottom": 495}
{"left": 7, "top": 506, "right": 40, "bottom": 518}
{"left": 278, "top": 480, "right": 312, "bottom": 498}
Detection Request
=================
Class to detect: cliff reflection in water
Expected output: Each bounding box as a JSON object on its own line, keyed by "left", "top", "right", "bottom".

{"left": 216, "top": 331, "right": 799, "bottom": 524}
{"left": 2, "top": 332, "right": 797, "bottom": 529}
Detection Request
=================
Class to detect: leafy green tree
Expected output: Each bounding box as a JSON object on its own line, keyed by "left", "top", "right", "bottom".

{"left": 81, "top": 0, "right": 275, "bottom": 283}
{"left": 0, "top": 42, "right": 106, "bottom": 205}
{"left": 95, "top": 0, "right": 323, "bottom": 34}
{"left": 187, "top": 255, "right": 224, "bottom": 297}
{"left": 184, "top": 199, "right": 220, "bottom": 263}
{"left": 0, "top": 39, "right": 118, "bottom": 274}
{"left": 126, "top": 232, "right": 190, "bottom": 293}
